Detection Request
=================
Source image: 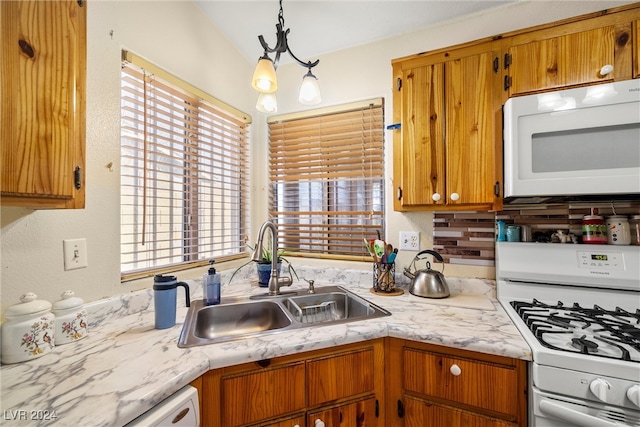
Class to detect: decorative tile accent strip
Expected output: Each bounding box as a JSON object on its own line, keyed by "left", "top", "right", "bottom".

{"left": 434, "top": 200, "right": 640, "bottom": 265}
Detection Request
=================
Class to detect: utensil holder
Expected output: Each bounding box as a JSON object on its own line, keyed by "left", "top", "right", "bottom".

{"left": 373, "top": 262, "right": 396, "bottom": 292}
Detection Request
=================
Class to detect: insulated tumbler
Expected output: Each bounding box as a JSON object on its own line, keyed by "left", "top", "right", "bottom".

{"left": 153, "top": 275, "right": 191, "bottom": 329}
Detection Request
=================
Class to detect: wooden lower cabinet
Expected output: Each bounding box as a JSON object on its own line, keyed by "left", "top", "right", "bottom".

{"left": 196, "top": 337, "right": 526, "bottom": 426}
{"left": 404, "top": 396, "right": 513, "bottom": 427}
{"left": 200, "top": 340, "right": 384, "bottom": 427}
{"left": 308, "top": 397, "right": 377, "bottom": 427}
{"left": 385, "top": 338, "right": 527, "bottom": 427}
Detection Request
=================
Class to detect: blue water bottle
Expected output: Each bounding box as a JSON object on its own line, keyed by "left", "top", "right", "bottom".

{"left": 153, "top": 274, "right": 190, "bottom": 329}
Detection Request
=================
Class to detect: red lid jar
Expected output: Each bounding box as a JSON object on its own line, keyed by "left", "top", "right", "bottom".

{"left": 582, "top": 215, "right": 607, "bottom": 244}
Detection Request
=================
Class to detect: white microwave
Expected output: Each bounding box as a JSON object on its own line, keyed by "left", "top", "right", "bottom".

{"left": 503, "top": 79, "right": 640, "bottom": 203}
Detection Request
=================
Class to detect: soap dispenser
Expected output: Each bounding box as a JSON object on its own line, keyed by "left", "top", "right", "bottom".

{"left": 203, "top": 259, "right": 221, "bottom": 306}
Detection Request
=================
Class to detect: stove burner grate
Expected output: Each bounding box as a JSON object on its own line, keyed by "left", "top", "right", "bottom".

{"left": 510, "top": 300, "right": 639, "bottom": 363}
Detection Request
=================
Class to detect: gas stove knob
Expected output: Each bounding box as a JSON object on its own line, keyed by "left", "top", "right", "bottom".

{"left": 627, "top": 385, "right": 640, "bottom": 408}
{"left": 589, "top": 378, "right": 612, "bottom": 402}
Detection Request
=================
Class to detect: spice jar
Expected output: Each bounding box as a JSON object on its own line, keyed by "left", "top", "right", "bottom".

{"left": 630, "top": 215, "right": 640, "bottom": 246}
{"left": 582, "top": 215, "right": 607, "bottom": 244}
{"left": 1, "top": 293, "right": 55, "bottom": 364}
{"left": 52, "top": 291, "right": 88, "bottom": 345}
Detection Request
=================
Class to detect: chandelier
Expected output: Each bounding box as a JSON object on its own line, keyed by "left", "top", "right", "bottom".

{"left": 251, "top": 0, "right": 321, "bottom": 112}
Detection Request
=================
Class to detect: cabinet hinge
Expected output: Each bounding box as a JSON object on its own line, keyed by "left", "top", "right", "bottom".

{"left": 493, "top": 57, "right": 499, "bottom": 73}
{"left": 397, "top": 77, "right": 402, "bottom": 91}
{"left": 77, "top": 0, "right": 84, "bottom": 6}
{"left": 503, "top": 53, "right": 512, "bottom": 69}
{"left": 494, "top": 181, "right": 501, "bottom": 197}
{"left": 74, "top": 166, "right": 82, "bottom": 190}
{"left": 504, "top": 75, "right": 512, "bottom": 91}
{"left": 397, "top": 400, "right": 405, "bottom": 419}
{"left": 375, "top": 400, "right": 379, "bottom": 418}
{"left": 397, "top": 187, "right": 402, "bottom": 201}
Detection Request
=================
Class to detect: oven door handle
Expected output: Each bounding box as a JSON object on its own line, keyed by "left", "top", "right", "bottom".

{"left": 539, "top": 399, "right": 620, "bottom": 427}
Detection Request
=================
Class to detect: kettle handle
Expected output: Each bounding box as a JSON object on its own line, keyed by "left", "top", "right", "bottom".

{"left": 415, "top": 249, "right": 444, "bottom": 263}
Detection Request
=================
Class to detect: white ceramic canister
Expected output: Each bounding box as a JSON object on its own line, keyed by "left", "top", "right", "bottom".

{"left": 52, "top": 291, "right": 88, "bottom": 345}
{"left": 1, "top": 293, "right": 55, "bottom": 364}
{"left": 606, "top": 215, "right": 631, "bottom": 245}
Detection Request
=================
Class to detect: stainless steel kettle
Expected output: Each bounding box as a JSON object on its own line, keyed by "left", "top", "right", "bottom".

{"left": 403, "top": 249, "right": 450, "bottom": 298}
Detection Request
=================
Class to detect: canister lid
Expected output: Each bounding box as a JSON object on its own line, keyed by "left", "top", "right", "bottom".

{"left": 52, "top": 290, "right": 84, "bottom": 311}
{"left": 5, "top": 293, "right": 52, "bottom": 318}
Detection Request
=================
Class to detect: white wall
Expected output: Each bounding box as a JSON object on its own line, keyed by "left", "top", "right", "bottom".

{"left": 1, "top": 0, "right": 631, "bottom": 316}
{"left": 0, "top": 0, "right": 256, "bottom": 315}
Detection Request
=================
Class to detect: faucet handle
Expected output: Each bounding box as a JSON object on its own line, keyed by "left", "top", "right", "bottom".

{"left": 304, "top": 278, "right": 315, "bottom": 294}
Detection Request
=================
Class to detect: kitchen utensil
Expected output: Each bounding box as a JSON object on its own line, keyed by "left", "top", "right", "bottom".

{"left": 153, "top": 275, "right": 191, "bottom": 329}
{"left": 403, "top": 250, "right": 450, "bottom": 298}
{"left": 52, "top": 290, "right": 88, "bottom": 345}
{"left": 1, "top": 293, "right": 55, "bottom": 364}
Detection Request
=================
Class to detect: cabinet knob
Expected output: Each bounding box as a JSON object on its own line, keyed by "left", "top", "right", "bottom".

{"left": 293, "top": 425, "right": 300, "bottom": 427}
{"left": 450, "top": 363, "right": 462, "bottom": 376}
{"left": 315, "top": 419, "right": 326, "bottom": 427}
{"left": 599, "top": 64, "right": 614, "bottom": 76}
{"left": 432, "top": 193, "right": 441, "bottom": 202}
{"left": 450, "top": 192, "right": 460, "bottom": 201}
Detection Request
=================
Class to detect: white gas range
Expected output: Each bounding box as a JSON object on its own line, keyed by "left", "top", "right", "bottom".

{"left": 497, "top": 242, "right": 640, "bottom": 427}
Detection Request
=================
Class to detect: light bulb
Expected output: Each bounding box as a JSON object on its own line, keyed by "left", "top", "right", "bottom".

{"left": 256, "top": 93, "right": 277, "bottom": 113}
{"left": 298, "top": 70, "right": 321, "bottom": 105}
{"left": 252, "top": 56, "right": 277, "bottom": 93}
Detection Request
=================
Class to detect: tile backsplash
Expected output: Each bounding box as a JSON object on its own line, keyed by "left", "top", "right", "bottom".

{"left": 434, "top": 200, "right": 640, "bottom": 266}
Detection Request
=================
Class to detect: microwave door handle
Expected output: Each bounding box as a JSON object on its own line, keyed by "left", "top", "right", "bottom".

{"left": 539, "top": 399, "right": 618, "bottom": 427}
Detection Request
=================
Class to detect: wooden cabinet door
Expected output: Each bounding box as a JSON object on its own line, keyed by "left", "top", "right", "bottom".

{"left": 217, "top": 361, "right": 306, "bottom": 427}
{"left": 260, "top": 414, "right": 306, "bottom": 427}
{"left": 395, "top": 62, "right": 445, "bottom": 208}
{"left": 308, "top": 397, "right": 377, "bottom": 427}
{"left": 1, "top": 0, "right": 86, "bottom": 208}
{"left": 393, "top": 43, "right": 501, "bottom": 211}
{"left": 404, "top": 396, "right": 515, "bottom": 427}
{"left": 444, "top": 50, "right": 499, "bottom": 206}
{"left": 307, "top": 347, "right": 376, "bottom": 407}
{"left": 508, "top": 26, "right": 617, "bottom": 95}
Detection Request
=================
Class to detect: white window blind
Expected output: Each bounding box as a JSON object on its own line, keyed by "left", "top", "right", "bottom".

{"left": 268, "top": 100, "right": 384, "bottom": 260}
{"left": 120, "top": 55, "right": 250, "bottom": 277}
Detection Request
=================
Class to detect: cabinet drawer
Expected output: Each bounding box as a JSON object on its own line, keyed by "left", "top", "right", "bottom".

{"left": 404, "top": 349, "right": 519, "bottom": 418}
{"left": 404, "top": 396, "right": 515, "bottom": 427}
{"left": 307, "top": 348, "right": 375, "bottom": 407}
{"left": 221, "top": 362, "right": 306, "bottom": 426}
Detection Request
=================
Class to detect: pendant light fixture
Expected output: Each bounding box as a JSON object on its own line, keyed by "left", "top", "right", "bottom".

{"left": 252, "top": 0, "right": 321, "bottom": 109}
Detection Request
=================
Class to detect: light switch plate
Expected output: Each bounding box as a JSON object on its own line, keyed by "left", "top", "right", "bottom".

{"left": 399, "top": 231, "right": 420, "bottom": 251}
{"left": 63, "top": 238, "right": 87, "bottom": 270}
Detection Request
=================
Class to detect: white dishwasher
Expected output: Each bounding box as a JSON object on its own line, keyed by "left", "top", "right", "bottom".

{"left": 126, "top": 385, "right": 199, "bottom": 427}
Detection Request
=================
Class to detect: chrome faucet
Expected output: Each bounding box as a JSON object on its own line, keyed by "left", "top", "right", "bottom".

{"left": 251, "top": 221, "right": 293, "bottom": 296}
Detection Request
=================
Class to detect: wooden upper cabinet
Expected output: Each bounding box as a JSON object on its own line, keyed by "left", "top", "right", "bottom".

{"left": 1, "top": 0, "right": 86, "bottom": 209}
{"left": 392, "top": 42, "right": 502, "bottom": 211}
{"left": 506, "top": 6, "right": 640, "bottom": 96}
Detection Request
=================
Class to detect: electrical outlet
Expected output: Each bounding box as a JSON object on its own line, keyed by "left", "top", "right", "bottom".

{"left": 63, "top": 238, "right": 88, "bottom": 270}
{"left": 399, "top": 231, "right": 420, "bottom": 251}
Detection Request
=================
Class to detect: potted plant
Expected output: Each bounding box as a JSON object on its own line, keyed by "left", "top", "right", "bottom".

{"left": 229, "top": 242, "right": 298, "bottom": 287}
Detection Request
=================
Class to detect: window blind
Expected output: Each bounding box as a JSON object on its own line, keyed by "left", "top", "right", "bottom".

{"left": 120, "top": 57, "right": 250, "bottom": 278}
{"left": 268, "top": 101, "right": 384, "bottom": 260}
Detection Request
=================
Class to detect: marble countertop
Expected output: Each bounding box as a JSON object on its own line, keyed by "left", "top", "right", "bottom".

{"left": 0, "top": 267, "right": 531, "bottom": 426}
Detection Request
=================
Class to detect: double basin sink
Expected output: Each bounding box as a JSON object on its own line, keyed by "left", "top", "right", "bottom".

{"left": 178, "top": 285, "right": 390, "bottom": 347}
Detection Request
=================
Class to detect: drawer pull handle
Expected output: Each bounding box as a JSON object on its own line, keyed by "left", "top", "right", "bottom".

{"left": 450, "top": 363, "right": 462, "bottom": 376}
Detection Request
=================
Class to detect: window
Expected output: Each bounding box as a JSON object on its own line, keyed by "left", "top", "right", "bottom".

{"left": 120, "top": 51, "right": 250, "bottom": 278}
{"left": 268, "top": 100, "right": 384, "bottom": 260}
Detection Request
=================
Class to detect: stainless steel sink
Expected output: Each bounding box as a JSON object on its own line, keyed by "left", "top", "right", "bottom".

{"left": 178, "top": 286, "right": 390, "bottom": 347}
